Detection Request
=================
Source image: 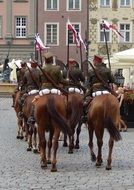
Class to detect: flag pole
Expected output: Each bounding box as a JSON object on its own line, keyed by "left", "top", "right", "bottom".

{"left": 39, "top": 49, "right": 43, "bottom": 67}
{"left": 67, "top": 29, "right": 70, "bottom": 79}
{"left": 102, "top": 21, "right": 111, "bottom": 70}
{"left": 79, "top": 42, "right": 83, "bottom": 71}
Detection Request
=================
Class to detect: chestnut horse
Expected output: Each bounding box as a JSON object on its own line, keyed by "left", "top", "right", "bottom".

{"left": 22, "top": 93, "right": 38, "bottom": 152}
{"left": 63, "top": 91, "right": 84, "bottom": 152}
{"left": 13, "top": 90, "right": 24, "bottom": 139}
{"left": 87, "top": 94, "right": 122, "bottom": 170}
{"left": 33, "top": 94, "right": 72, "bottom": 172}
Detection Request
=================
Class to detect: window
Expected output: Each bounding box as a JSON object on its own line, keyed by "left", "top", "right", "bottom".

{"left": 100, "top": 23, "right": 110, "bottom": 42}
{"left": 45, "top": 0, "right": 58, "bottom": 10}
{"left": 67, "top": 0, "right": 81, "bottom": 10}
{"left": 0, "top": 17, "right": 2, "bottom": 37}
{"left": 45, "top": 23, "right": 59, "bottom": 45}
{"left": 15, "top": 17, "right": 26, "bottom": 38}
{"left": 120, "top": 0, "right": 130, "bottom": 6}
{"left": 119, "top": 23, "right": 131, "bottom": 42}
{"left": 100, "top": 0, "right": 110, "bottom": 7}
{"left": 68, "top": 23, "right": 80, "bottom": 44}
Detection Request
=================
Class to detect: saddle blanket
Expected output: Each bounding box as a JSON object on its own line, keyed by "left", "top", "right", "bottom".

{"left": 68, "top": 87, "right": 83, "bottom": 94}
{"left": 28, "top": 89, "right": 39, "bottom": 95}
{"left": 39, "top": 88, "right": 61, "bottom": 96}
{"left": 92, "top": 90, "right": 110, "bottom": 97}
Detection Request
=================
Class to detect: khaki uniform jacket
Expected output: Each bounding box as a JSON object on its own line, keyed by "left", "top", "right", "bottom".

{"left": 41, "top": 64, "right": 63, "bottom": 88}
{"left": 88, "top": 65, "right": 114, "bottom": 92}
{"left": 22, "top": 68, "right": 41, "bottom": 92}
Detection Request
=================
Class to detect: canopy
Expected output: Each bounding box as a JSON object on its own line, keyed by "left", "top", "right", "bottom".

{"left": 104, "top": 48, "right": 134, "bottom": 88}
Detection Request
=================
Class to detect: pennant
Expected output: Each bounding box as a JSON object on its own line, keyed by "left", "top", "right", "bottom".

{"left": 35, "top": 33, "right": 50, "bottom": 51}
{"left": 67, "top": 19, "right": 80, "bottom": 47}
{"left": 102, "top": 20, "right": 124, "bottom": 38}
{"left": 77, "top": 32, "right": 87, "bottom": 51}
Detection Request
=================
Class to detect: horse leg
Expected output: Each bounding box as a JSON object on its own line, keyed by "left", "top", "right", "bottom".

{"left": 88, "top": 125, "right": 96, "bottom": 162}
{"left": 47, "top": 128, "right": 54, "bottom": 164}
{"left": 51, "top": 128, "right": 60, "bottom": 172}
{"left": 68, "top": 128, "right": 74, "bottom": 154}
{"left": 32, "top": 125, "right": 38, "bottom": 153}
{"left": 27, "top": 125, "right": 33, "bottom": 151}
{"left": 38, "top": 122, "right": 47, "bottom": 169}
{"left": 95, "top": 128, "right": 104, "bottom": 167}
{"left": 75, "top": 120, "right": 82, "bottom": 149}
{"left": 63, "top": 133, "right": 68, "bottom": 147}
{"left": 106, "top": 136, "right": 114, "bottom": 170}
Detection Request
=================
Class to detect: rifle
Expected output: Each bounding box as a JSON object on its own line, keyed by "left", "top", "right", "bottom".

{"left": 88, "top": 59, "right": 118, "bottom": 97}
{"left": 36, "top": 62, "right": 68, "bottom": 96}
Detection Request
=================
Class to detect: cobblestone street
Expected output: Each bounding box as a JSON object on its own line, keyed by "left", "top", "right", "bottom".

{"left": 0, "top": 97, "right": 134, "bottom": 190}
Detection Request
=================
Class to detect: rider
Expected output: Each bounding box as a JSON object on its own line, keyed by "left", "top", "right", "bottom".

{"left": 12, "top": 61, "right": 26, "bottom": 107}
{"left": 41, "top": 51, "right": 68, "bottom": 89}
{"left": 18, "top": 60, "right": 41, "bottom": 119}
{"left": 87, "top": 55, "right": 115, "bottom": 97}
{"left": 68, "top": 58, "right": 85, "bottom": 85}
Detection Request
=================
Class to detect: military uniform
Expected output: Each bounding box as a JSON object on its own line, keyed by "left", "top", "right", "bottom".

{"left": 68, "top": 59, "right": 85, "bottom": 84}
{"left": 22, "top": 66, "right": 41, "bottom": 92}
{"left": 16, "top": 62, "right": 27, "bottom": 90}
{"left": 87, "top": 55, "right": 114, "bottom": 93}
{"left": 41, "top": 52, "right": 67, "bottom": 89}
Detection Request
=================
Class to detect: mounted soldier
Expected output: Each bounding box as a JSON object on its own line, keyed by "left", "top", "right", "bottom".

{"left": 18, "top": 60, "right": 42, "bottom": 118}
{"left": 68, "top": 58, "right": 85, "bottom": 85}
{"left": 87, "top": 55, "right": 115, "bottom": 96}
{"left": 12, "top": 61, "right": 27, "bottom": 107}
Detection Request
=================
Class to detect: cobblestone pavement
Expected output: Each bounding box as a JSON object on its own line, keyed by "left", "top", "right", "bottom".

{"left": 0, "top": 97, "right": 134, "bottom": 190}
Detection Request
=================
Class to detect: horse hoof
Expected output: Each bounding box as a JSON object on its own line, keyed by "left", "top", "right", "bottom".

{"left": 41, "top": 161, "right": 47, "bottom": 169}
{"left": 33, "top": 148, "right": 38, "bottom": 153}
{"left": 16, "top": 136, "right": 20, "bottom": 139}
{"left": 51, "top": 167, "right": 57, "bottom": 172}
{"left": 91, "top": 154, "right": 96, "bottom": 162}
{"left": 47, "top": 160, "right": 51, "bottom": 164}
{"left": 106, "top": 166, "right": 112, "bottom": 170}
{"left": 96, "top": 162, "right": 101, "bottom": 167}
{"left": 74, "top": 144, "right": 79, "bottom": 149}
{"left": 27, "top": 147, "right": 32, "bottom": 151}
{"left": 68, "top": 150, "right": 73, "bottom": 154}
{"left": 63, "top": 143, "right": 68, "bottom": 147}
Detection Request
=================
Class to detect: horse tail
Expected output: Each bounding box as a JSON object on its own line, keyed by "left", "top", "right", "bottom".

{"left": 70, "top": 95, "right": 81, "bottom": 128}
{"left": 104, "top": 117, "right": 122, "bottom": 141}
{"left": 47, "top": 96, "right": 72, "bottom": 136}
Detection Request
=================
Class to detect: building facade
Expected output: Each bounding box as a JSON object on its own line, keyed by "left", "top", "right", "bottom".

{"left": 37, "top": 0, "right": 88, "bottom": 68}
{"left": 89, "top": 0, "right": 134, "bottom": 86}
{"left": 0, "top": 0, "right": 37, "bottom": 64}
{"left": 89, "top": 0, "right": 134, "bottom": 58}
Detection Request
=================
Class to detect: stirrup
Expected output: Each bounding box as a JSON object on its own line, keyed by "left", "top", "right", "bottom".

{"left": 18, "top": 111, "right": 24, "bottom": 119}
{"left": 27, "top": 116, "right": 36, "bottom": 125}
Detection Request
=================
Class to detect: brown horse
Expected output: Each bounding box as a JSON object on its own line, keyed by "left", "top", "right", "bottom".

{"left": 22, "top": 93, "right": 38, "bottom": 152}
{"left": 13, "top": 90, "right": 25, "bottom": 139}
{"left": 87, "top": 94, "right": 122, "bottom": 170}
{"left": 63, "top": 91, "right": 84, "bottom": 152}
{"left": 33, "top": 94, "right": 72, "bottom": 172}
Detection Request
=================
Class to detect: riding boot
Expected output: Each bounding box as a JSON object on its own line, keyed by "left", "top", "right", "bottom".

{"left": 27, "top": 105, "right": 36, "bottom": 125}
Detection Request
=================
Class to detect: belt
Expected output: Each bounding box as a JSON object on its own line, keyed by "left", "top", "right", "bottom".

{"left": 93, "top": 83, "right": 103, "bottom": 87}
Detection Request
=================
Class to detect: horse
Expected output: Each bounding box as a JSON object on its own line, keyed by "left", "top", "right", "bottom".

{"left": 63, "top": 90, "right": 84, "bottom": 152}
{"left": 33, "top": 93, "right": 72, "bottom": 172}
{"left": 87, "top": 94, "right": 122, "bottom": 170}
{"left": 22, "top": 92, "right": 39, "bottom": 153}
{"left": 13, "top": 90, "right": 25, "bottom": 139}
